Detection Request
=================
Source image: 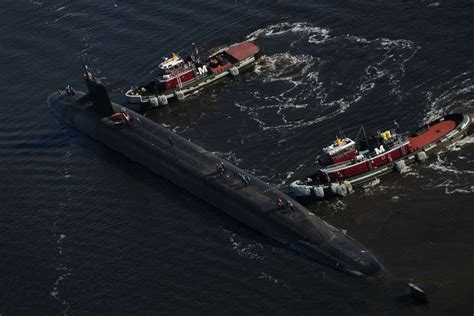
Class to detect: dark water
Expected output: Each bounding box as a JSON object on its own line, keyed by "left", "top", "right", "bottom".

{"left": 1, "top": 0, "right": 473, "bottom": 314}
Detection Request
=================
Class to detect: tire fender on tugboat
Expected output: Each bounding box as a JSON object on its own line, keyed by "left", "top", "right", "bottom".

{"left": 415, "top": 151, "right": 428, "bottom": 162}
{"left": 229, "top": 67, "right": 239, "bottom": 76}
{"left": 158, "top": 94, "right": 168, "bottom": 106}
{"left": 174, "top": 90, "right": 185, "bottom": 101}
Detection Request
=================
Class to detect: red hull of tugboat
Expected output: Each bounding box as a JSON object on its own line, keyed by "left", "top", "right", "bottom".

{"left": 126, "top": 41, "right": 261, "bottom": 111}
{"left": 164, "top": 69, "right": 195, "bottom": 91}
{"left": 290, "top": 113, "right": 471, "bottom": 201}
{"left": 323, "top": 142, "right": 412, "bottom": 182}
{"left": 322, "top": 114, "right": 470, "bottom": 184}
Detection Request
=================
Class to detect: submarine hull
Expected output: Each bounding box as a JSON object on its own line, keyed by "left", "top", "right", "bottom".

{"left": 48, "top": 81, "right": 383, "bottom": 276}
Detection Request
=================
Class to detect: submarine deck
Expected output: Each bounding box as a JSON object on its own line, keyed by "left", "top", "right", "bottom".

{"left": 118, "top": 110, "right": 287, "bottom": 213}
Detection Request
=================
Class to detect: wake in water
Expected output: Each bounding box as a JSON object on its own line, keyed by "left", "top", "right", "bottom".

{"left": 327, "top": 199, "right": 347, "bottom": 214}
{"left": 420, "top": 135, "right": 474, "bottom": 195}
{"left": 235, "top": 22, "right": 419, "bottom": 132}
{"left": 221, "top": 228, "right": 265, "bottom": 262}
{"left": 50, "top": 147, "right": 73, "bottom": 315}
{"left": 422, "top": 71, "right": 474, "bottom": 123}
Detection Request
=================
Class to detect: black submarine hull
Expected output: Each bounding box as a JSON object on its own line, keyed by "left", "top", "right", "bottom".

{"left": 48, "top": 75, "right": 383, "bottom": 276}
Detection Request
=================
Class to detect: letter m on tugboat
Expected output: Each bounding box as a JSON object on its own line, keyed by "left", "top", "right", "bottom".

{"left": 374, "top": 145, "right": 386, "bottom": 155}
{"left": 289, "top": 114, "right": 472, "bottom": 201}
{"left": 197, "top": 65, "right": 207, "bottom": 75}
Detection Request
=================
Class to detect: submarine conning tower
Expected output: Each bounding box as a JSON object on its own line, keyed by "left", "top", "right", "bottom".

{"left": 48, "top": 63, "right": 384, "bottom": 276}
{"left": 83, "top": 64, "right": 115, "bottom": 117}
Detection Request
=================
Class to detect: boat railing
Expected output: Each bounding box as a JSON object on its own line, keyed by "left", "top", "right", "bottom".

{"left": 321, "top": 158, "right": 359, "bottom": 171}
{"left": 125, "top": 89, "right": 144, "bottom": 104}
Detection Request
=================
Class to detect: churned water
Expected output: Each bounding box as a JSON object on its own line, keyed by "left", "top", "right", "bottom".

{"left": 1, "top": 0, "right": 473, "bottom": 314}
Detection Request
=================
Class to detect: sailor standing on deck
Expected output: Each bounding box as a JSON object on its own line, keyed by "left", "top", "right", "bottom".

{"left": 64, "top": 84, "right": 75, "bottom": 96}
{"left": 216, "top": 162, "right": 225, "bottom": 177}
{"left": 277, "top": 198, "right": 284, "bottom": 209}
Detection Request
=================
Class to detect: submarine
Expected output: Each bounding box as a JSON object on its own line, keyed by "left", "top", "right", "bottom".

{"left": 47, "top": 63, "right": 383, "bottom": 276}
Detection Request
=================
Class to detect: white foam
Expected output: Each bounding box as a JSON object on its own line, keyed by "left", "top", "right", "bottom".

{"left": 229, "top": 233, "right": 265, "bottom": 261}
{"left": 258, "top": 271, "right": 282, "bottom": 284}
{"left": 448, "top": 135, "right": 474, "bottom": 151}
{"left": 254, "top": 52, "right": 315, "bottom": 78}
{"left": 247, "top": 22, "right": 330, "bottom": 41}
{"left": 401, "top": 165, "right": 421, "bottom": 178}
{"left": 30, "top": 0, "right": 43, "bottom": 6}
{"left": 50, "top": 147, "right": 73, "bottom": 313}
{"left": 307, "top": 28, "right": 331, "bottom": 44}
{"left": 213, "top": 150, "right": 243, "bottom": 165}
{"left": 364, "top": 178, "right": 381, "bottom": 188}
{"left": 434, "top": 180, "right": 474, "bottom": 195}
{"left": 428, "top": 153, "right": 474, "bottom": 175}
{"left": 241, "top": 23, "right": 418, "bottom": 132}
{"left": 328, "top": 200, "right": 347, "bottom": 214}
{"left": 49, "top": 12, "right": 88, "bottom": 24}
{"left": 422, "top": 72, "right": 474, "bottom": 123}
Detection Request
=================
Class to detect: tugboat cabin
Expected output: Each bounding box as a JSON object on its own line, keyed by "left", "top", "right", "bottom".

{"left": 319, "top": 137, "right": 358, "bottom": 166}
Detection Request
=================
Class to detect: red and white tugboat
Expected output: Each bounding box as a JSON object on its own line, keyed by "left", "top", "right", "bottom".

{"left": 125, "top": 41, "right": 261, "bottom": 111}
{"left": 289, "top": 113, "right": 471, "bottom": 201}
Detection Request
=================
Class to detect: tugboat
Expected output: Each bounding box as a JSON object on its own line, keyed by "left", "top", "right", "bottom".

{"left": 125, "top": 41, "right": 261, "bottom": 111}
{"left": 289, "top": 113, "right": 471, "bottom": 201}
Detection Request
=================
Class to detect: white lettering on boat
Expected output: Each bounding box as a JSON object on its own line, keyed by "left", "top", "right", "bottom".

{"left": 374, "top": 145, "right": 386, "bottom": 155}
{"left": 197, "top": 65, "right": 207, "bottom": 75}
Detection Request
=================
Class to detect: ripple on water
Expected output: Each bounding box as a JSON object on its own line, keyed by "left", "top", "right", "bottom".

{"left": 236, "top": 22, "right": 419, "bottom": 134}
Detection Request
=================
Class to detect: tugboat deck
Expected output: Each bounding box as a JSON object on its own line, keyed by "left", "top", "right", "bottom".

{"left": 409, "top": 119, "right": 456, "bottom": 150}
{"left": 225, "top": 42, "right": 261, "bottom": 61}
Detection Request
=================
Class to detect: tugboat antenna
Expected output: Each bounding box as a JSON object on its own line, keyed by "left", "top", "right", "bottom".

{"left": 191, "top": 42, "right": 200, "bottom": 63}
{"left": 337, "top": 127, "right": 346, "bottom": 139}
{"left": 362, "top": 125, "right": 368, "bottom": 144}
{"left": 355, "top": 126, "right": 363, "bottom": 142}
